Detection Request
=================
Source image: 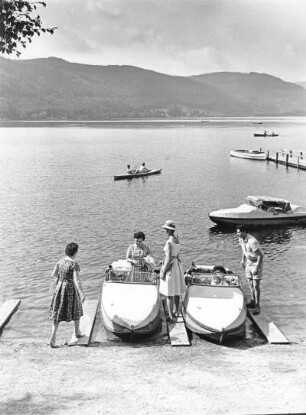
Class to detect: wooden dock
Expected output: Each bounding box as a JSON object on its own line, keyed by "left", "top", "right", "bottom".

{"left": 240, "top": 274, "right": 290, "bottom": 344}
{"left": 248, "top": 310, "right": 290, "bottom": 344}
{"left": 0, "top": 299, "right": 21, "bottom": 334}
{"left": 68, "top": 299, "right": 99, "bottom": 346}
{"left": 163, "top": 303, "right": 190, "bottom": 346}
{"left": 267, "top": 149, "right": 306, "bottom": 171}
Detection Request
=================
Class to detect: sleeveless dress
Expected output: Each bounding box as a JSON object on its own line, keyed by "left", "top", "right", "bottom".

{"left": 159, "top": 240, "right": 186, "bottom": 297}
{"left": 49, "top": 258, "right": 83, "bottom": 323}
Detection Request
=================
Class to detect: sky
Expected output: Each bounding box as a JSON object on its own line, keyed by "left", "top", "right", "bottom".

{"left": 18, "top": 0, "right": 306, "bottom": 82}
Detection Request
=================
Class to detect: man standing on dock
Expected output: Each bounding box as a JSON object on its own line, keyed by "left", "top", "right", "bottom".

{"left": 236, "top": 225, "right": 264, "bottom": 315}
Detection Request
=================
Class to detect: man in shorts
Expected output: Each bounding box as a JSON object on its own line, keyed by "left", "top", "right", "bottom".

{"left": 236, "top": 225, "right": 263, "bottom": 315}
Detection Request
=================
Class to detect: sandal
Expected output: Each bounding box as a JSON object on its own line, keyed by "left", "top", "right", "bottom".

{"left": 75, "top": 333, "right": 85, "bottom": 338}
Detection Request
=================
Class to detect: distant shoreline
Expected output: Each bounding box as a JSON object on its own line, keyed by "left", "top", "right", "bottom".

{"left": 1, "top": 116, "right": 306, "bottom": 128}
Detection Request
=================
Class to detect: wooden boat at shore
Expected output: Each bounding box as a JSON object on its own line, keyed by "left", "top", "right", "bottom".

{"left": 101, "top": 260, "right": 161, "bottom": 335}
{"left": 182, "top": 265, "right": 247, "bottom": 343}
{"left": 209, "top": 195, "right": 306, "bottom": 227}
{"left": 114, "top": 168, "right": 162, "bottom": 181}
{"left": 230, "top": 149, "right": 267, "bottom": 160}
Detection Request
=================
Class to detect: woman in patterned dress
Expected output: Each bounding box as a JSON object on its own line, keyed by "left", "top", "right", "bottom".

{"left": 159, "top": 220, "right": 186, "bottom": 322}
{"left": 49, "top": 242, "right": 85, "bottom": 348}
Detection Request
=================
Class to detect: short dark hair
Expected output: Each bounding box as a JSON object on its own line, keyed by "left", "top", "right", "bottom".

{"left": 236, "top": 224, "right": 247, "bottom": 233}
{"left": 213, "top": 265, "right": 226, "bottom": 274}
{"left": 134, "top": 231, "right": 145, "bottom": 240}
{"left": 65, "top": 242, "right": 79, "bottom": 257}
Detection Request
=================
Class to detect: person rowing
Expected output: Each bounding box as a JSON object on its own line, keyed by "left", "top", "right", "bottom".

{"left": 136, "top": 162, "right": 149, "bottom": 173}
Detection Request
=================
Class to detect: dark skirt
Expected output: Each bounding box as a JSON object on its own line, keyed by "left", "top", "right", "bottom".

{"left": 49, "top": 280, "right": 83, "bottom": 323}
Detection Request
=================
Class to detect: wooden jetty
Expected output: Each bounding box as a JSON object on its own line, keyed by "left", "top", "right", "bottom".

{"left": 163, "top": 302, "right": 190, "bottom": 346}
{"left": 248, "top": 310, "right": 290, "bottom": 344}
{"left": 267, "top": 149, "right": 306, "bottom": 171}
{"left": 240, "top": 274, "right": 290, "bottom": 344}
{"left": 68, "top": 299, "right": 99, "bottom": 346}
{"left": 0, "top": 299, "right": 21, "bottom": 334}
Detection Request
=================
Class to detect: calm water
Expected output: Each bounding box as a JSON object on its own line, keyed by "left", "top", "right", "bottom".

{"left": 1, "top": 118, "right": 306, "bottom": 343}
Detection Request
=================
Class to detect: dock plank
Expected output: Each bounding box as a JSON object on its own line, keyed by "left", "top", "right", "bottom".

{"left": 69, "top": 299, "right": 99, "bottom": 346}
{"left": 163, "top": 303, "right": 190, "bottom": 346}
{"left": 247, "top": 310, "right": 290, "bottom": 344}
{"left": 0, "top": 299, "right": 21, "bottom": 333}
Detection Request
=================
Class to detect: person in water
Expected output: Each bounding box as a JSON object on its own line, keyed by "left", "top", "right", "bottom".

{"left": 49, "top": 242, "right": 85, "bottom": 348}
{"left": 159, "top": 220, "right": 186, "bottom": 322}
{"left": 126, "top": 231, "right": 155, "bottom": 271}
{"left": 236, "top": 225, "right": 263, "bottom": 315}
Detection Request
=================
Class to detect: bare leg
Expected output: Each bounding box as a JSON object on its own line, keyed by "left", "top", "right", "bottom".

{"left": 74, "top": 319, "right": 84, "bottom": 337}
{"left": 253, "top": 280, "right": 261, "bottom": 309}
{"left": 248, "top": 278, "right": 255, "bottom": 302}
{"left": 50, "top": 321, "right": 60, "bottom": 347}
{"left": 166, "top": 297, "right": 174, "bottom": 321}
{"left": 173, "top": 295, "right": 180, "bottom": 317}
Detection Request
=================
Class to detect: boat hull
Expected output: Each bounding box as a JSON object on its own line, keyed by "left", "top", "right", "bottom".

{"left": 114, "top": 168, "right": 162, "bottom": 181}
{"left": 230, "top": 150, "right": 266, "bottom": 160}
{"left": 182, "top": 284, "right": 247, "bottom": 343}
{"left": 101, "top": 280, "right": 161, "bottom": 335}
{"left": 209, "top": 212, "right": 306, "bottom": 227}
{"left": 254, "top": 133, "right": 278, "bottom": 137}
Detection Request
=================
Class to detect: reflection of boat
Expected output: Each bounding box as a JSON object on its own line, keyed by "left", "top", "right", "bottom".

{"left": 114, "top": 168, "right": 162, "bottom": 181}
{"left": 254, "top": 132, "right": 278, "bottom": 137}
{"left": 230, "top": 149, "right": 266, "bottom": 160}
{"left": 182, "top": 264, "right": 247, "bottom": 343}
{"left": 101, "top": 260, "right": 161, "bottom": 335}
{"left": 209, "top": 195, "right": 306, "bottom": 227}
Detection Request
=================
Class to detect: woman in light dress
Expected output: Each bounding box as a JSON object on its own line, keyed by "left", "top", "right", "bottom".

{"left": 159, "top": 220, "right": 186, "bottom": 322}
{"left": 126, "top": 231, "right": 155, "bottom": 271}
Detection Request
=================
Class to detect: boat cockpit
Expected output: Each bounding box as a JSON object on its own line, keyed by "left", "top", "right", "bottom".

{"left": 245, "top": 196, "right": 292, "bottom": 214}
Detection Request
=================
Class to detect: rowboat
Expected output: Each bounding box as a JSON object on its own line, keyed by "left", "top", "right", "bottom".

{"left": 182, "top": 264, "right": 247, "bottom": 343}
{"left": 101, "top": 260, "right": 161, "bottom": 335}
{"left": 209, "top": 195, "right": 306, "bottom": 227}
{"left": 230, "top": 149, "right": 267, "bottom": 160}
{"left": 114, "top": 168, "right": 162, "bottom": 181}
{"left": 254, "top": 132, "right": 278, "bottom": 137}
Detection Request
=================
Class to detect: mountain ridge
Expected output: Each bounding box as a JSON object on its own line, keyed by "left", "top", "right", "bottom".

{"left": 0, "top": 57, "right": 305, "bottom": 120}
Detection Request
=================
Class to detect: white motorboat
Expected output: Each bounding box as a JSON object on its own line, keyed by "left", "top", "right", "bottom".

{"left": 230, "top": 149, "right": 267, "bottom": 160}
{"left": 182, "top": 265, "right": 247, "bottom": 343}
{"left": 209, "top": 195, "right": 306, "bottom": 227}
{"left": 101, "top": 260, "right": 161, "bottom": 335}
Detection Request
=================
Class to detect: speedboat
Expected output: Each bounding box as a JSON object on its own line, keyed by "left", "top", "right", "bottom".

{"left": 101, "top": 260, "right": 161, "bottom": 335}
{"left": 230, "top": 149, "right": 266, "bottom": 160}
{"left": 114, "top": 168, "right": 162, "bottom": 181}
{"left": 209, "top": 195, "right": 306, "bottom": 227}
{"left": 182, "top": 264, "right": 247, "bottom": 343}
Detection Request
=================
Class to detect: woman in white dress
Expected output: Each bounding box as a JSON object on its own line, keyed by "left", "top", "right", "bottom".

{"left": 159, "top": 220, "right": 186, "bottom": 322}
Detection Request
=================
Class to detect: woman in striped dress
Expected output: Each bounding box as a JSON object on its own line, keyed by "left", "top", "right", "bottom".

{"left": 49, "top": 242, "right": 85, "bottom": 348}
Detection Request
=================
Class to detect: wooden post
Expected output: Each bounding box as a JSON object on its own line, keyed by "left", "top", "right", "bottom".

{"left": 285, "top": 154, "right": 289, "bottom": 166}
{"left": 297, "top": 156, "right": 300, "bottom": 170}
{"left": 276, "top": 152, "right": 278, "bottom": 164}
{"left": 267, "top": 150, "right": 269, "bottom": 160}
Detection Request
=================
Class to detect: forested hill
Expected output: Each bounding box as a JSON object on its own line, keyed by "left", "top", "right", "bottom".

{"left": 0, "top": 57, "right": 305, "bottom": 120}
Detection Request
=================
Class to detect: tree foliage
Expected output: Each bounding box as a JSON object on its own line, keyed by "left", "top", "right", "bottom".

{"left": 0, "top": 0, "right": 56, "bottom": 56}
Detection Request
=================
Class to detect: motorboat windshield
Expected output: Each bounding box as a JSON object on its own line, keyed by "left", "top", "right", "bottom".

{"left": 245, "top": 196, "right": 292, "bottom": 213}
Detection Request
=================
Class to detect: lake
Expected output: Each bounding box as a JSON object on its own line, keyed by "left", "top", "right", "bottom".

{"left": 1, "top": 118, "right": 306, "bottom": 344}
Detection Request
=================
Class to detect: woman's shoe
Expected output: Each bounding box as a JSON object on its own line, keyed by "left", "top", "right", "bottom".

{"left": 252, "top": 307, "right": 260, "bottom": 315}
{"left": 75, "top": 332, "right": 85, "bottom": 338}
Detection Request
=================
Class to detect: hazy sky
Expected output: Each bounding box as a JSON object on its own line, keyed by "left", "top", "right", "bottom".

{"left": 19, "top": 0, "right": 306, "bottom": 82}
